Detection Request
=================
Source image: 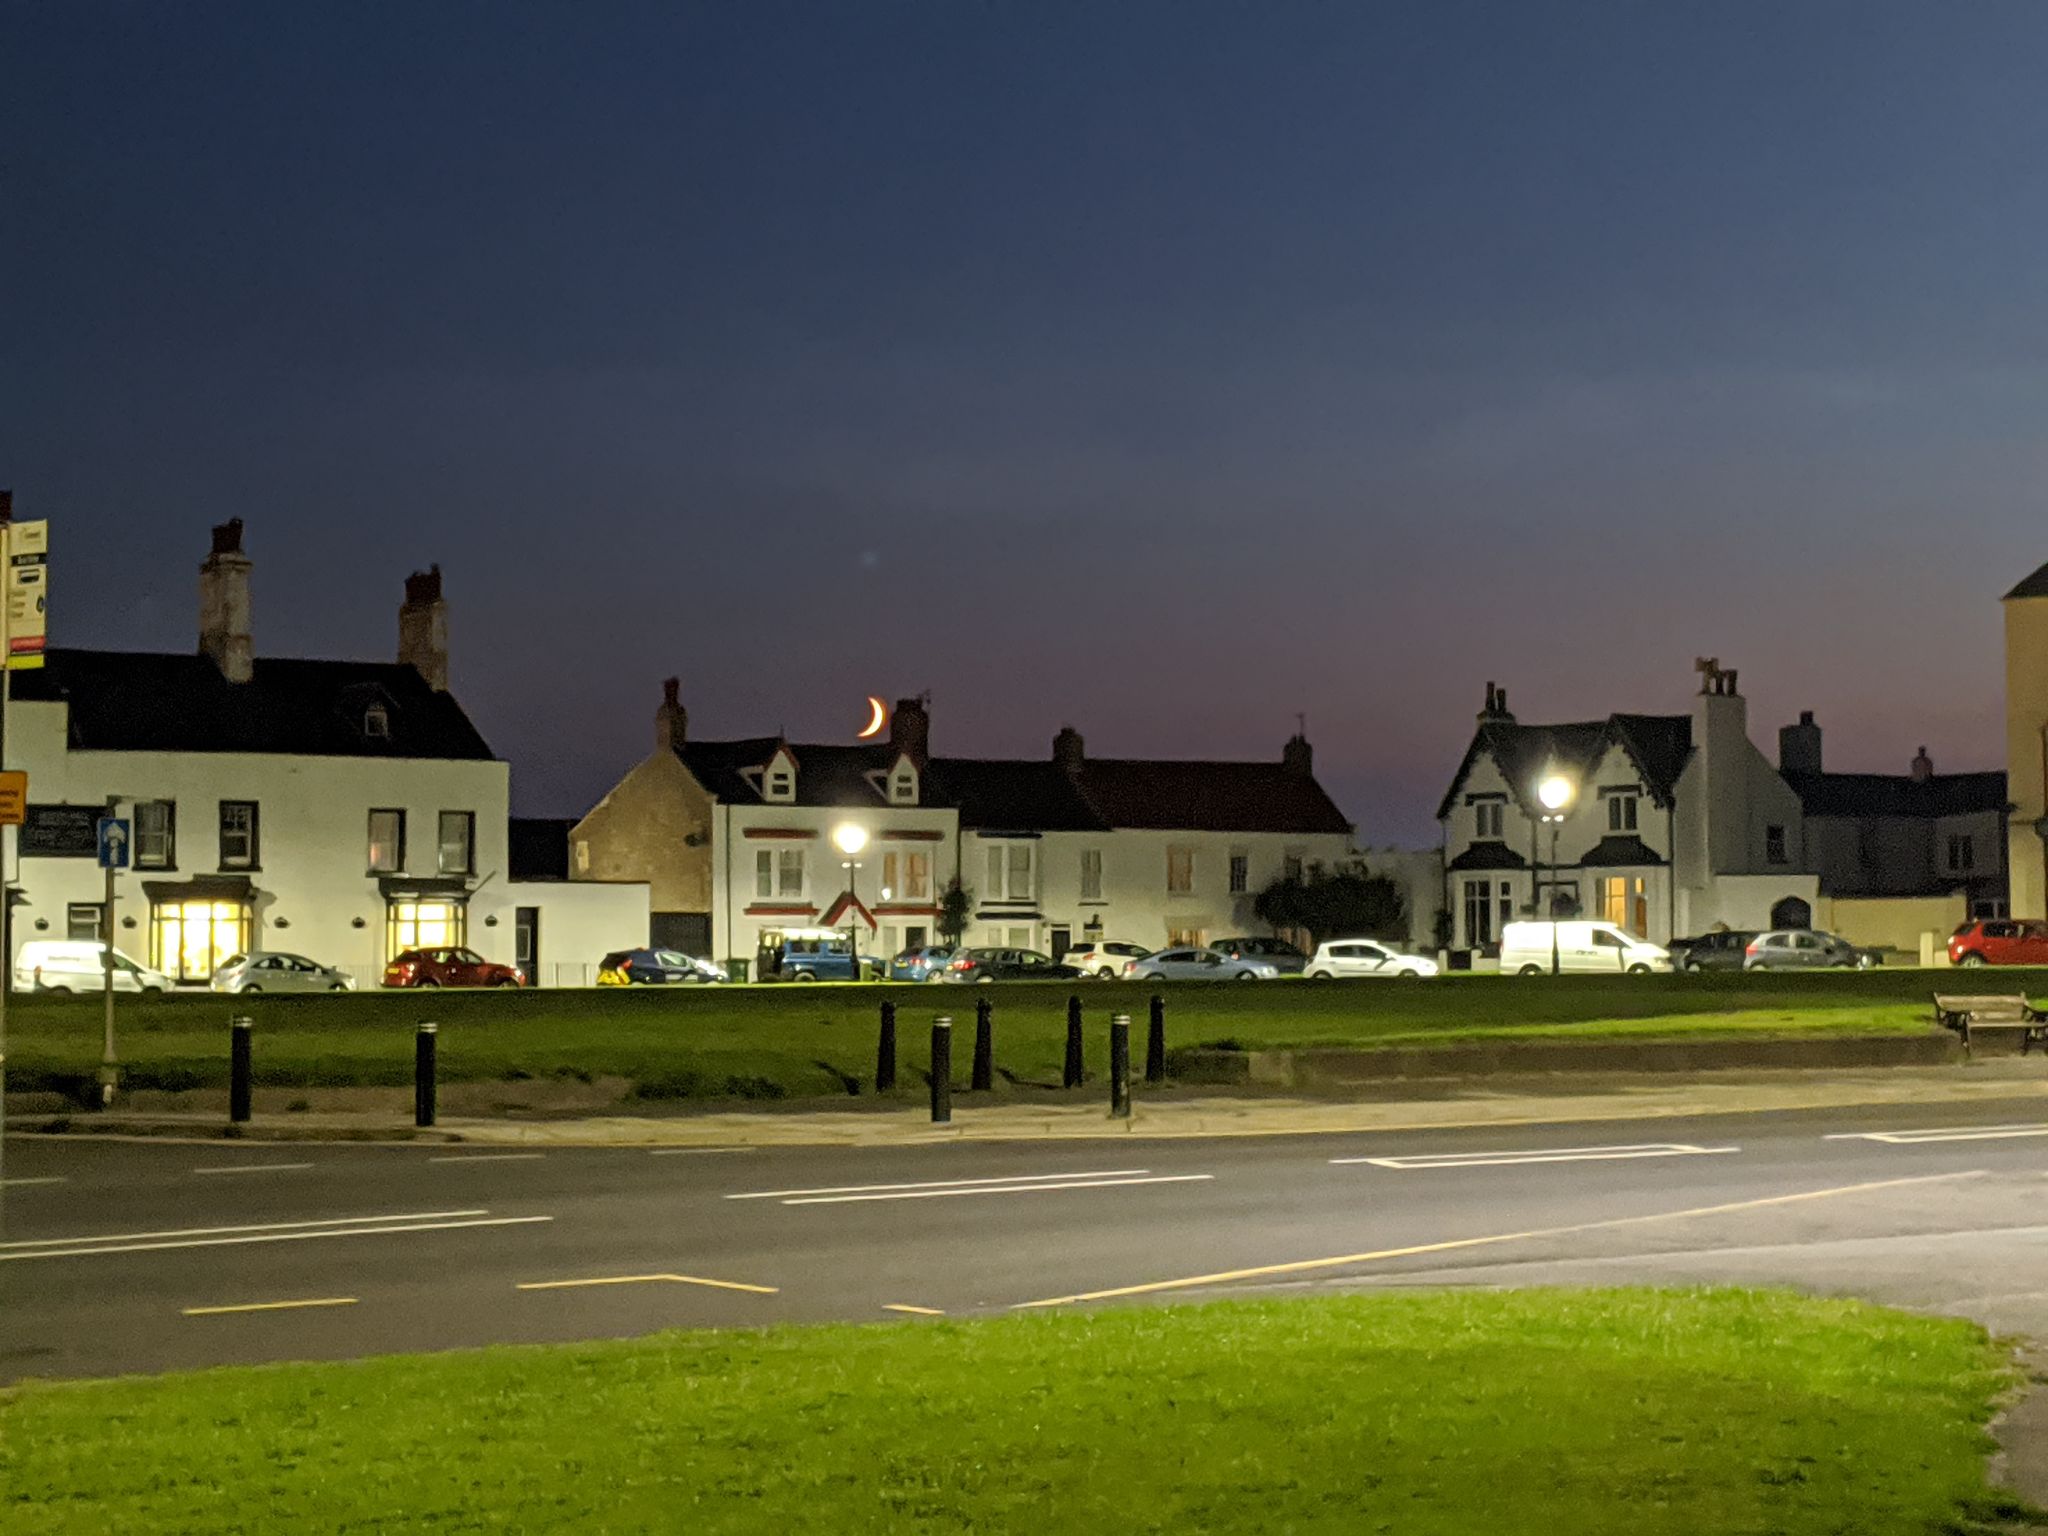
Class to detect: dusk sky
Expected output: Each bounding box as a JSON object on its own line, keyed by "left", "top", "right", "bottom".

{"left": 7, "top": 2, "right": 2047, "bottom": 844}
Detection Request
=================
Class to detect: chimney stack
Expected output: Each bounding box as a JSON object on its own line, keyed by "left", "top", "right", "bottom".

{"left": 198, "top": 519, "right": 253, "bottom": 683}
{"left": 1282, "top": 731, "right": 1314, "bottom": 778}
{"left": 398, "top": 565, "right": 448, "bottom": 692}
{"left": 1477, "top": 680, "right": 1515, "bottom": 723}
{"left": 655, "top": 676, "right": 686, "bottom": 752}
{"left": 1052, "top": 725, "right": 1085, "bottom": 773}
{"left": 1779, "top": 710, "right": 1823, "bottom": 774}
{"left": 1911, "top": 745, "right": 1934, "bottom": 783}
{"left": 890, "top": 694, "right": 930, "bottom": 762}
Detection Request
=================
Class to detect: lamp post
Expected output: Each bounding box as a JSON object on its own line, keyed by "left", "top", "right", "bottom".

{"left": 832, "top": 823, "right": 868, "bottom": 982}
{"left": 1537, "top": 773, "right": 1575, "bottom": 977}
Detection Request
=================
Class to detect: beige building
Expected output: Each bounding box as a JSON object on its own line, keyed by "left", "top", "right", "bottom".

{"left": 2007, "top": 562, "right": 2048, "bottom": 920}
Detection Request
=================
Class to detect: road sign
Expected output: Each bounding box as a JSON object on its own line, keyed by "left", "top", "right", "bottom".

{"left": 0, "top": 772, "right": 25, "bottom": 827}
{"left": 96, "top": 817, "right": 129, "bottom": 870}
{"left": 5, "top": 520, "right": 47, "bottom": 671}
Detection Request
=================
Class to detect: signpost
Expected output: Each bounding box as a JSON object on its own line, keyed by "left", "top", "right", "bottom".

{"left": 97, "top": 811, "right": 127, "bottom": 1105}
{"left": 0, "top": 499, "right": 38, "bottom": 1227}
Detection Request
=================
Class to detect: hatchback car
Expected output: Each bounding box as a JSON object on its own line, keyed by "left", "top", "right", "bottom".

{"left": 596, "top": 948, "right": 726, "bottom": 985}
{"left": 1948, "top": 920, "right": 2048, "bottom": 968}
{"left": 942, "top": 947, "right": 1083, "bottom": 983}
{"left": 382, "top": 947, "right": 525, "bottom": 988}
{"left": 1210, "top": 937, "right": 1310, "bottom": 975}
{"left": 1670, "top": 930, "right": 1759, "bottom": 973}
{"left": 212, "top": 952, "right": 355, "bottom": 994}
{"left": 1743, "top": 929, "right": 1880, "bottom": 971}
{"left": 1058, "top": 940, "right": 1152, "bottom": 979}
{"left": 888, "top": 944, "right": 957, "bottom": 982}
{"left": 1303, "top": 940, "right": 1437, "bottom": 979}
{"left": 1127, "top": 947, "right": 1279, "bottom": 981}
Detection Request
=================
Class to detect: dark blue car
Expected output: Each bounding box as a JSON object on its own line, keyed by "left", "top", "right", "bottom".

{"left": 598, "top": 948, "right": 727, "bottom": 985}
{"left": 889, "top": 944, "right": 956, "bottom": 982}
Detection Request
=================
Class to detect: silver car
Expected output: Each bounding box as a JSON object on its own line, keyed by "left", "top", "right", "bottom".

{"left": 211, "top": 952, "right": 356, "bottom": 994}
{"left": 1128, "top": 947, "right": 1279, "bottom": 981}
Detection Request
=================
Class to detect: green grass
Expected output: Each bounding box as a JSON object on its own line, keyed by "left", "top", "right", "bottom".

{"left": 0, "top": 1289, "right": 2026, "bottom": 1535}
{"left": 4, "top": 967, "right": 2026, "bottom": 1106}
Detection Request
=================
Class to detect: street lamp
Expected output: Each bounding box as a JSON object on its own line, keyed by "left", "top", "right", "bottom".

{"left": 832, "top": 823, "right": 868, "bottom": 982}
{"left": 1537, "top": 773, "right": 1575, "bottom": 977}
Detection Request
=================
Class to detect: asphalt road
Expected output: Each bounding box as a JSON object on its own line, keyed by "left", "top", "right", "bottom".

{"left": 10, "top": 1093, "right": 2048, "bottom": 1381}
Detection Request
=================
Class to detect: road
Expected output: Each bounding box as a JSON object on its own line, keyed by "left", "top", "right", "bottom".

{"left": 9, "top": 1093, "right": 2048, "bottom": 1381}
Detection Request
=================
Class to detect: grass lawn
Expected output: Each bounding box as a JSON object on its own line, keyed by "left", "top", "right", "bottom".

{"left": 0, "top": 1289, "right": 2027, "bottom": 1535}
{"left": 4, "top": 967, "right": 2029, "bottom": 1105}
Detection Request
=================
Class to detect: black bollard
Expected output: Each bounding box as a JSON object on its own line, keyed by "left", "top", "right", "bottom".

{"left": 931, "top": 1017, "right": 953, "bottom": 1124}
{"left": 229, "top": 1016, "right": 253, "bottom": 1124}
{"left": 1064, "top": 994, "right": 1084, "bottom": 1088}
{"left": 415, "top": 1022, "right": 438, "bottom": 1128}
{"left": 1146, "top": 993, "right": 1166, "bottom": 1084}
{"left": 1110, "top": 1013, "right": 1131, "bottom": 1119}
{"left": 972, "top": 996, "right": 994, "bottom": 1091}
{"left": 877, "top": 1001, "right": 898, "bottom": 1092}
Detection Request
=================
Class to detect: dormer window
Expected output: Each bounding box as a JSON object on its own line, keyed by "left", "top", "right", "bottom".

{"left": 364, "top": 704, "right": 390, "bottom": 740}
{"left": 765, "top": 768, "right": 794, "bottom": 801}
{"left": 891, "top": 767, "right": 917, "bottom": 804}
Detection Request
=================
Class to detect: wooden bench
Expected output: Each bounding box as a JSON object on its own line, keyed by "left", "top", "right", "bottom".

{"left": 1932, "top": 993, "right": 2048, "bottom": 1055}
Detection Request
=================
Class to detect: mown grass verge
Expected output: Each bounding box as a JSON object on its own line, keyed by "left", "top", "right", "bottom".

{"left": 0, "top": 1289, "right": 2028, "bottom": 1535}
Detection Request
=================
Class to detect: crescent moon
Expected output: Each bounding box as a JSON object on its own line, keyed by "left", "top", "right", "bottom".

{"left": 857, "top": 696, "right": 887, "bottom": 739}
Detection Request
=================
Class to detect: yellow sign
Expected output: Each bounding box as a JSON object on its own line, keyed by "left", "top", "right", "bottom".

{"left": 0, "top": 771, "right": 27, "bottom": 826}
{"left": 5, "top": 519, "right": 47, "bottom": 670}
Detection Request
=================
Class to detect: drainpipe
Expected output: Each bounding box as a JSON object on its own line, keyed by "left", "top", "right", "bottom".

{"left": 1666, "top": 801, "right": 1676, "bottom": 940}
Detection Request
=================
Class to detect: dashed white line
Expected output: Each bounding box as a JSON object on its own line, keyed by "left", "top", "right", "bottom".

{"left": 0, "top": 1177, "right": 67, "bottom": 1187}
{"left": 649, "top": 1147, "right": 753, "bottom": 1156}
{"left": 1825, "top": 1124, "right": 2048, "bottom": 1145}
{"left": 1335, "top": 1143, "right": 1741, "bottom": 1170}
{"left": 782, "top": 1174, "right": 1215, "bottom": 1205}
{"left": 428, "top": 1153, "right": 547, "bottom": 1163}
{"left": 191, "top": 1162, "right": 316, "bottom": 1176}
{"left": 728, "top": 1169, "right": 1153, "bottom": 1201}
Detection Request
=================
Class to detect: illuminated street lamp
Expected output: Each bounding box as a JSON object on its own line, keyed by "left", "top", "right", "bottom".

{"left": 832, "top": 823, "right": 868, "bottom": 982}
{"left": 1537, "top": 773, "right": 1575, "bottom": 977}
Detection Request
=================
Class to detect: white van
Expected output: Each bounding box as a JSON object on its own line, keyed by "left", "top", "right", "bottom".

{"left": 15, "top": 940, "right": 172, "bottom": 995}
{"left": 1499, "top": 921, "right": 1672, "bottom": 976}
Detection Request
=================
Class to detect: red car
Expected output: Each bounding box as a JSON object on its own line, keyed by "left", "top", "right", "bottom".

{"left": 382, "top": 946, "right": 524, "bottom": 988}
{"left": 1948, "top": 920, "right": 2048, "bottom": 968}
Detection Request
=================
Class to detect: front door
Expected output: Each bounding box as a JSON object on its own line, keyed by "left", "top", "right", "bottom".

{"left": 515, "top": 907, "right": 540, "bottom": 986}
{"left": 1049, "top": 924, "right": 1071, "bottom": 961}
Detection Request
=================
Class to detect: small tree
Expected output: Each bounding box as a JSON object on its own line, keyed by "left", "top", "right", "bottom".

{"left": 1254, "top": 865, "right": 1408, "bottom": 953}
{"left": 937, "top": 877, "right": 972, "bottom": 945}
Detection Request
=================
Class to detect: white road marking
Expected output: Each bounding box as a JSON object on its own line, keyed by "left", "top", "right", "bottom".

{"left": 428, "top": 1153, "right": 546, "bottom": 1163}
{"left": 517, "top": 1272, "right": 778, "bottom": 1295}
{"left": 883, "top": 1304, "right": 945, "bottom": 1316}
{"left": 184, "top": 1297, "right": 359, "bottom": 1317}
{"left": 0, "top": 1177, "right": 67, "bottom": 1187}
{"left": 191, "top": 1162, "right": 316, "bottom": 1176}
{"left": 1335, "top": 1143, "right": 1740, "bottom": 1170}
{"left": 1825, "top": 1124, "right": 2048, "bottom": 1144}
{"left": 1, "top": 1214, "right": 550, "bottom": 1262}
{"left": 0, "top": 1209, "right": 488, "bottom": 1250}
{"left": 783, "top": 1174, "right": 1215, "bottom": 1205}
{"left": 650, "top": 1147, "right": 753, "bottom": 1156}
{"left": 728, "top": 1169, "right": 1153, "bottom": 1201}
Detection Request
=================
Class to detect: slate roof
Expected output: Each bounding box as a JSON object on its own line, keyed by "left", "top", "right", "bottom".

{"left": 674, "top": 741, "right": 1353, "bottom": 835}
{"left": 1447, "top": 842, "right": 1529, "bottom": 872}
{"left": 508, "top": 818, "right": 575, "bottom": 881}
{"left": 1577, "top": 834, "right": 1666, "bottom": 867}
{"left": 2006, "top": 561, "right": 2048, "bottom": 600}
{"left": 12, "top": 649, "right": 495, "bottom": 760}
{"left": 1782, "top": 770, "right": 2008, "bottom": 819}
{"left": 1437, "top": 714, "right": 1693, "bottom": 822}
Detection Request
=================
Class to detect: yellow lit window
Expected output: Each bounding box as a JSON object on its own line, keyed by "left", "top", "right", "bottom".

{"left": 151, "top": 900, "right": 252, "bottom": 982}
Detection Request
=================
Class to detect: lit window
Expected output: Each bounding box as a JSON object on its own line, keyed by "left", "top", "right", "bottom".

{"left": 368, "top": 809, "right": 405, "bottom": 873}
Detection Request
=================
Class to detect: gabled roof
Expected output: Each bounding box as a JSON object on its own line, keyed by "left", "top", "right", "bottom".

{"left": 1782, "top": 769, "right": 2007, "bottom": 819}
{"left": 1436, "top": 713, "right": 1692, "bottom": 822}
{"left": 2005, "top": 561, "right": 2048, "bottom": 600}
{"left": 1447, "top": 842, "right": 1529, "bottom": 871}
{"left": 12, "top": 649, "right": 495, "bottom": 760}
{"left": 676, "top": 738, "right": 903, "bottom": 808}
{"left": 1577, "top": 834, "right": 1666, "bottom": 867}
{"left": 925, "top": 759, "right": 1101, "bottom": 831}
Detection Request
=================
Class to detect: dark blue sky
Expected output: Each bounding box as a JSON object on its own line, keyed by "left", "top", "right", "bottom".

{"left": 8, "top": 2, "right": 2047, "bottom": 842}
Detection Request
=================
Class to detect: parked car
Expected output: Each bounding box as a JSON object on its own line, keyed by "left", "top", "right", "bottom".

{"left": 382, "top": 947, "right": 524, "bottom": 988}
{"left": 211, "top": 952, "right": 355, "bottom": 994}
{"left": 1209, "top": 937, "right": 1310, "bottom": 975}
{"left": 888, "top": 944, "right": 957, "bottom": 982}
{"left": 1303, "top": 940, "right": 1438, "bottom": 979}
{"left": 1669, "top": 930, "right": 1759, "bottom": 973}
{"left": 1743, "top": 929, "right": 1881, "bottom": 971}
{"left": 15, "top": 940, "right": 171, "bottom": 995}
{"left": 941, "top": 947, "right": 1083, "bottom": 983}
{"left": 756, "top": 927, "right": 880, "bottom": 982}
{"left": 1127, "top": 947, "right": 1279, "bottom": 981}
{"left": 596, "top": 948, "right": 726, "bottom": 985}
{"left": 1499, "top": 921, "right": 1673, "bottom": 975}
{"left": 1058, "top": 940, "right": 1152, "bottom": 979}
{"left": 1948, "top": 920, "right": 2048, "bottom": 968}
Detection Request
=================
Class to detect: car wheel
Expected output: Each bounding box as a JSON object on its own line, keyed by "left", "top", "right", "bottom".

{"left": 1959, "top": 952, "right": 1987, "bottom": 967}
{"left": 1307, "top": 969, "right": 1333, "bottom": 980}
{"left": 493, "top": 977, "right": 519, "bottom": 988}
{"left": 790, "top": 971, "right": 816, "bottom": 983}
{"left": 1517, "top": 964, "right": 1543, "bottom": 977}
{"left": 1095, "top": 967, "right": 1116, "bottom": 980}
{"left": 417, "top": 978, "right": 439, "bottom": 988}
{"left": 1626, "top": 964, "right": 1651, "bottom": 976}
{"left": 142, "top": 985, "right": 165, "bottom": 997}
{"left": 41, "top": 984, "right": 71, "bottom": 995}
{"left": 1397, "top": 969, "right": 1420, "bottom": 978}
{"left": 1235, "top": 970, "right": 1259, "bottom": 980}
{"left": 330, "top": 982, "right": 349, "bottom": 992}
{"left": 975, "top": 974, "right": 996, "bottom": 984}
{"left": 242, "top": 985, "right": 262, "bottom": 994}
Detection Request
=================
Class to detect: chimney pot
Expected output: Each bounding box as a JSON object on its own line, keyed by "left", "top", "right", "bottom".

{"left": 1053, "top": 725, "right": 1085, "bottom": 773}
{"left": 398, "top": 565, "right": 449, "bottom": 692}
{"left": 1911, "top": 745, "right": 1934, "bottom": 782}
{"left": 655, "top": 676, "right": 686, "bottom": 752}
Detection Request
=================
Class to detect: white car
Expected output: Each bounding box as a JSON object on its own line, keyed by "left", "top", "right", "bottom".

{"left": 1304, "top": 940, "right": 1439, "bottom": 979}
{"left": 1060, "top": 940, "right": 1152, "bottom": 979}
{"left": 15, "top": 940, "right": 172, "bottom": 995}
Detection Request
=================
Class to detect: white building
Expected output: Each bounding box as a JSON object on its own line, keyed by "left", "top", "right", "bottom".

{"left": 3, "top": 522, "right": 647, "bottom": 986}
{"left": 571, "top": 687, "right": 1358, "bottom": 969}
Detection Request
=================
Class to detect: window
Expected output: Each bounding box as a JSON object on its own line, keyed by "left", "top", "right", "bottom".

{"left": 1282, "top": 853, "right": 1305, "bottom": 883}
{"left": 985, "top": 842, "right": 1032, "bottom": 901}
{"left": 134, "top": 800, "right": 175, "bottom": 870}
{"left": 901, "top": 850, "right": 930, "bottom": 901}
{"left": 755, "top": 849, "right": 774, "bottom": 899}
{"left": 1499, "top": 880, "right": 1514, "bottom": 931}
{"left": 367, "top": 809, "right": 406, "bottom": 874}
{"left": 890, "top": 770, "right": 916, "bottom": 804}
{"left": 1949, "top": 834, "right": 1975, "bottom": 873}
{"left": 1598, "top": 876, "right": 1649, "bottom": 937}
{"left": 67, "top": 902, "right": 104, "bottom": 942}
{"left": 363, "top": 704, "right": 390, "bottom": 740}
{"left": 1080, "top": 848, "right": 1103, "bottom": 901}
{"left": 1166, "top": 847, "right": 1194, "bottom": 894}
{"left": 1462, "top": 879, "right": 1493, "bottom": 947}
{"left": 1474, "top": 801, "right": 1505, "bottom": 839}
{"left": 218, "top": 801, "right": 258, "bottom": 868}
{"left": 152, "top": 899, "right": 251, "bottom": 982}
{"left": 574, "top": 839, "right": 590, "bottom": 873}
{"left": 1008, "top": 844, "right": 1031, "bottom": 900}
{"left": 387, "top": 899, "right": 464, "bottom": 957}
{"left": 764, "top": 765, "right": 794, "bottom": 801}
{"left": 758, "top": 847, "right": 804, "bottom": 898}
{"left": 1765, "top": 824, "right": 1787, "bottom": 865}
{"left": 1228, "top": 852, "right": 1249, "bottom": 894}
{"left": 437, "top": 811, "right": 475, "bottom": 876}
{"left": 1606, "top": 793, "right": 1639, "bottom": 833}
